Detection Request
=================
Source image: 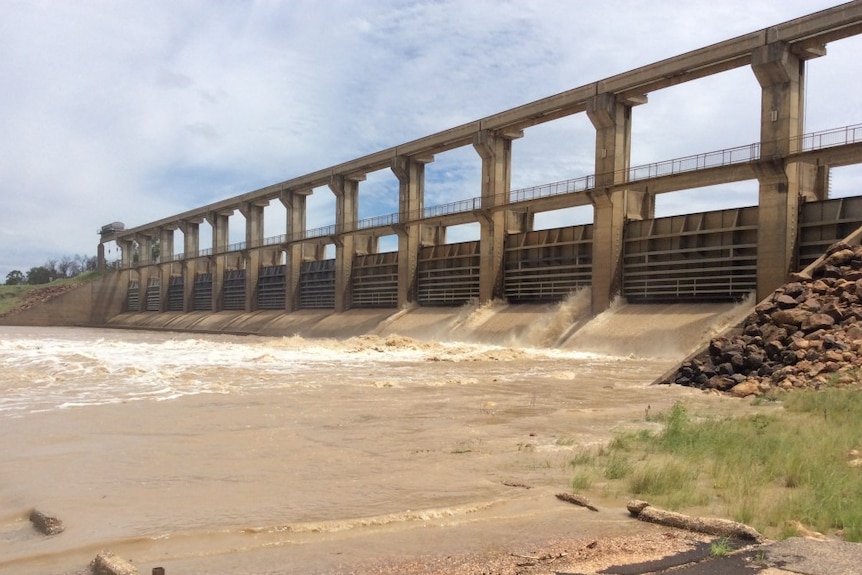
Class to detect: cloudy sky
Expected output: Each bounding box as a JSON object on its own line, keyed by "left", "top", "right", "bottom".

{"left": 2, "top": 0, "right": 861, "bottom": 280}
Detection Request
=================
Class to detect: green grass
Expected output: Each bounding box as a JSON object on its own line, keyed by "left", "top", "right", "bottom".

{"left": 710, "top": 537, "right": 734, "bottom": 557}
{"left": 0, "top": 273, "right": 101, "bottom": 315}
{"left": 0, "top": 284, "right": 39, "bottom": 315}
{"left": 566, "top": 388, "right": 862, "bottom": 541}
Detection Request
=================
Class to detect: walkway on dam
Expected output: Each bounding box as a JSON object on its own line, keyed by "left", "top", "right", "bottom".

{"left": 139, "top": 122, "right": 862, "bottom": 262}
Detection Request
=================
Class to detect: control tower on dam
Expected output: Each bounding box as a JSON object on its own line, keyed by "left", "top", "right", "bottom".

{"left": 97, "top": 2, "right": 862, "bottom": 321}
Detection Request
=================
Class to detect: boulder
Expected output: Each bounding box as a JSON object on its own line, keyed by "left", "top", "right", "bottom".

{"left": 664, "top": 241, "right": 862, "bottom": 395}
{"left": 801, "top": 313, "right": 836, "bottom": 333}
{"left": 730, "top": 380, "right": 760, "bottom": 398}
{"left": 773, "top": 308, "right": 809, "bottom": 327}
{"left": 29, "top": 509, "right": 63, "bottom": 536}
{"left": 90, "top": 551, "right": 138, "bottom": 575}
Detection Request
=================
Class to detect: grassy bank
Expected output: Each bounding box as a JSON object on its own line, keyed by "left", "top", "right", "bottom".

{"left": 0, "top": 284, "right": 37, "bottom": 315}
{"left": 0, "top": 272, "right": 101, "bottom": 316}
{"left": 568, "top": 387, "right": 862, "bottom": 542}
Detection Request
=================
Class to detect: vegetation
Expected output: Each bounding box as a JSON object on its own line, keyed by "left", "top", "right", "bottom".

{"left": 710, "top": 537, "right": 734, "bottom": 557}
{"left": 4, "top": 254, "right": 98, "bottom": 286}
{"left": 567, "top": 389, "right": 862, "bottom": 542}
{"left": 0, "top": 271, "right": 101, "bottom": 316}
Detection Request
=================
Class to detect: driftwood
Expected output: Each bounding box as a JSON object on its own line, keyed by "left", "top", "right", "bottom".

{"left": 503, "top": 481, "right": 533, "bottom": 489}
{"left": 627, "top": 499, "right": 763, "bottom": 542}
{"left": 555, "top": 493, "right": 599, "bottom": 512}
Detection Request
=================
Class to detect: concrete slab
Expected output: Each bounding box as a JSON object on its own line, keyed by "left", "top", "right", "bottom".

{"left": 761, "top": 537, "right": 862, "bottom": 575}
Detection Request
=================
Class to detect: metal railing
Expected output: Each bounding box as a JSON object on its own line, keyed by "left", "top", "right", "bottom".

{"left": 628, "top": 143, "right": 761, "bottom": 181}
{"left": 358, "top": 212, "right": 400, "bottom": 230}
{"left": 797, "top": 123, "right": 862, "bottom": 153}
{"left": 299, "top": 223, "right": 337, "bottom": 240}
{"left": 423, "top": 196, "right": 482, "bottom": 218}
{"left": 116, "top": 123, "right": 862, "bottom": 267}
{"left": 509, "top": 175, "right": 596, "bottom": 203}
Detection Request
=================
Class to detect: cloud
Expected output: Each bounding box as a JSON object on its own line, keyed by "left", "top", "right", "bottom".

{"left": 0, "top": 0, "right": 859, "bottom": 281}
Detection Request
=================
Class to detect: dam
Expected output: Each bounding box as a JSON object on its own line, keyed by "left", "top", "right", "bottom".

{"left": 79, "top": 3, "right": 862, "bottom": 327}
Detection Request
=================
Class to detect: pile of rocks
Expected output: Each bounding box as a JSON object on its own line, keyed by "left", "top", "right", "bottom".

{"left": 0, "top": 283, "right": 79, "bottom": 319}
{"left": 666, "top": 241, "right": 862, "bottom": 397}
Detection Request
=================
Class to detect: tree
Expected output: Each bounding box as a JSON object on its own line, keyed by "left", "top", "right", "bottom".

{"left": 76, "top": 254, "right": 97, "bottom": 274}
{"left": 44, "top": 258, "right": 58, "bottom": 278}
{"left": 26, "top": 266, "right": 52, "bottom": 285}
{"left": 56, "top": 255, "right": 75, "bottom": 278}
{"left": 5, "top": 270, "right": 24, "bottom": 285}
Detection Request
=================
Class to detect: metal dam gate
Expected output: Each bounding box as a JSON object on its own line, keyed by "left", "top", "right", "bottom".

{"left": 124, "top": 196, "right": 862, "bottom": 313}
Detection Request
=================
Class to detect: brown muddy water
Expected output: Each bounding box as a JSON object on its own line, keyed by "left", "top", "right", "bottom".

{"left": 0, "top": 297, "right": 759, "bottom": 574}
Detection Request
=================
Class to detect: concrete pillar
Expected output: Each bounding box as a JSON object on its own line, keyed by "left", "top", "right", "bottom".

{"left": 240, "top": 201, "right": 268, "bottom": 312}
{"left": 391, "top": 154, "right": 433, "bottom": 307}
{"left": 207, "top": 210, "right": 232, "bottom": 312}
{"left": 180, "top": 219, "right": 201, "bottom": 312}
{"left": 751, "top": 42, "right": 820, "bottom": 300}
{"left": 281, "top": 189, "right": 311, "bottom": 312}
{"left": 329, "top": 174, "right": 364, "bottom": 312}
{"left": 587, "top": 92, "right": 648, "bottom": 314}
{"left": 118, "top": 239, "right": 134, "bottom": 269}
{"left": 472, "top": 129, "right": 522, "bottom": 302}
{"left": 97, "top": 243, "right": 106, "bottom": 272}
{"left": 136, "top": 233, "right": 153, "bottom": 266}
{"left": 421, "top": 225, "right": 446, "bottom": 246}
{"left": 158, "top": 226, "right": 175, "bottom": 312}
{"left": 507, "top": 210, "right": 534, "bottom": 234}
{"left": 159, "top": 227, "right": 175, "bottom": 262}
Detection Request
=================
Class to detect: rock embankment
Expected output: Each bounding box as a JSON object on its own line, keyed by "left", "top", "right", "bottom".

{"left": 0, "top": 283, "right": 80, "bottom": 319}
{"left": 666, "top": 241, "right": 862, "bottom": 396}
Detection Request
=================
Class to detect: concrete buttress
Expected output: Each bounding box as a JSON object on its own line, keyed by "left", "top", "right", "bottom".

{"left": 473, "top": 129, "right": 522, "bottom": 303}
{"left": 241, "top": 201, "right": 267, "bottom": 312}
{"left": 752, "top": 41, "right": 824, "bottom": 300}
{"left": 391, "top": 155, "right": 433, "bottom": 308}
{"left": 587, "top": 92, "right": 649, "bottom": 314}
{"left": 180, "top": 219, "right": 200, "bottom": 312}
{"left": 329, "top": 175, "right": 364, "bottom": 312}
{"left": 207, "top": 210, "right": 232, "bottom": 312}
{"left": 158, "top": 226, "right": 175, "bottom": 312}
{"left": 281, "top": 190, "right": 311, "bottom": 312}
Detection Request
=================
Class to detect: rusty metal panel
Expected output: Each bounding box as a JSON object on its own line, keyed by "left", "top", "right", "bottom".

{"left": 417, "top": 241, "right": 480, "bottom": 306}
{"left": 126, "top": 280, "right": 140, "bottom": 312}
{"left": 193, "top": 273, "right": 213, "bottom": 311}
{"left": 222, "top": 269, "right": 246, "bottom": 311}
{"left": 352, "top": 251, "right": 398, "bottom": 308}
{"left": 167, "top": 275, "right": 184, "bottom": 311}
{"left": 145, "top": 278, "right": 161, "bottom": 311}
{"left": 798, "top": 196, "right": 862, "bottom": 268}
{"left": 623, "top": 206, "right": 758, "bottom": 301}
{"left": 257, "top": 265, "right": 286, "bottom": 310}
{"left": 299, "top": 259, "right": 336, "bottom": 309}
{"left": 504, "top": 224, "right": 593, "bottom": 303}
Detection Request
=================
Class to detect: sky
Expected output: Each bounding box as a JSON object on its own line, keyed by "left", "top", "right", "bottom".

{"left": 1, "top": 0, "right": 861, "bottom": 280}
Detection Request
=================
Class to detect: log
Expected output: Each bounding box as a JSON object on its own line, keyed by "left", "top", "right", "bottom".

{"left": 627, "top": 500, "right": 762, "bottom": 542}
{"left": 555, "top": 493, "right": 599, "bottom": 512}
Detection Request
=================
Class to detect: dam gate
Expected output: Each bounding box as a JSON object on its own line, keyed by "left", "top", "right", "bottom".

{"left": 123, "top": 196, "right": 862, "bottom": 312}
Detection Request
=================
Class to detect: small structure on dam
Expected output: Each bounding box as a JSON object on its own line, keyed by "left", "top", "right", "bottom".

{"left": 98, "top": 3, "right": 862, "bottom": 319}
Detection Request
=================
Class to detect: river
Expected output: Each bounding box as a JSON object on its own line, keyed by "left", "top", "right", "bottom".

{"left": 0, "top": 296, "right": 755, "bottom": 574}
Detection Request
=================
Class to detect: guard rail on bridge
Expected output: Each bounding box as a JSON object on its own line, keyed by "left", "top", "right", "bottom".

{"left": 131, "top": 123, "right": 861, "bottom": 265}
